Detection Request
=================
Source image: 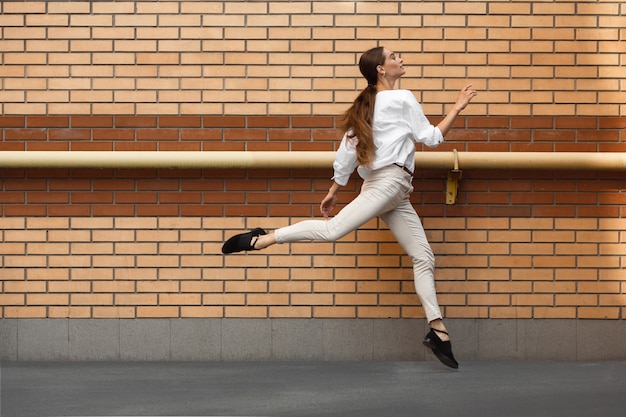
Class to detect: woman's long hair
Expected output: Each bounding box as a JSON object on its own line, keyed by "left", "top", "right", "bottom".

{"left": 341, "top": 46, "right": 386, "bottom": 167}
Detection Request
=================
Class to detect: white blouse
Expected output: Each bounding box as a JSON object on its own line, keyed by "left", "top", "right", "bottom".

{"left": 332, "top": 89, "right": 444, "bottom": 186}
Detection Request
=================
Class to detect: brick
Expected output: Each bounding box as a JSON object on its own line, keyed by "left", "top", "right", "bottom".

{"left": 116, "top": 294, "right": 157, "bottom": 306}
{"left": 534, "top": 282, "right": 576, "bottom": 293}
{"left": 224, "top": 306, "right": 267, "bottom": 318}
{"left": 26, "top": 14, "right": 69, "bottom": 27}
{"left": 578, "top": 307, "right": 620, "bottom": 320}
{"left": 467, "top": 294, "right": 515, "bottom": 306}
{"left": 49, "top": 306, "right": 92, "bottom": 318}
{"left": 71, "top": 294, "right": 113, "bottom": 305}
{"left": 27, "top": 293, "right": 69, "bottom": 305}
{"left": 93, "top": 281, "right": 135, "bottom": 293}
{"left": 489, "top": 307, "right": 533, "bottom": 319}
{"left": 135, "top": 255, "right": 179, "bottom": 268}
{"left": 115, "top": 268, "right": 158, "bottom": 281}
{"left": 0, "top": 294, "right": 25, "bottom": 306}
{"left": 27, "top": 268, "right": 70, "bottom": 281}
{"left": 358, "top": 306, "right": 400, "bottom": 318}
{"left": 159, "top": 293, "right": 201, "bottom": 306}
{"left": 445, "top": 306, "right": 489, "bottom": 319}
{"left": 292, "top": 293, "right": 333, "bottom": 306}
{"left": 247, "top": 294, "right": 290, "bottom": 306}
{"left": 0, "top": 116, "right": 25, "bottom": 127}
{"left": 269, "top": 306, "right": 312, "bottom": 318}
{"left": 534, "top": 307, "right": 576, "bottom": 319}
{"left": 137, "top": 306, "right": 179, "bottom": 318}
{"left": 180, "top": 306, "right": 223, "bottom": 318}
{"left": 26, "top": 116, "right": 69, "bottom": 128}
{"left": 4, "top": 230, "right": 47, "bottom": 242}
{"left": 92, "top": 306, "right": 135, "bottom": 318}
{"left": 26, "top": 243, "right": 68, "bottom": 255}
{"left": 313, "top": 306, "right": 355, "bottom": 318}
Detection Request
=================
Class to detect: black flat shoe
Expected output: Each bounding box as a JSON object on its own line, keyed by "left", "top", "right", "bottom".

{"left": 423, "top": 328, "right": 459, "bottom": 369}
{"left": 221, "top": 228, "right": 267, "bottom": 254}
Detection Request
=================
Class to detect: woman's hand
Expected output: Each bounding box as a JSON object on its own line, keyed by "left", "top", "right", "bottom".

{"left": 320, "top": 182, "right": 341, "bottom": 218}
{"left": 453, "top": 84, "right": 478, "bottom": 112}
{"left": 438, "top": 84, "right": 478, "bottom": 137}
{"left": 320, "top": 192, "right": 338, "bottom": 218}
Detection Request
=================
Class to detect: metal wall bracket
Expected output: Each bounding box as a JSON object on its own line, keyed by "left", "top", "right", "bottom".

{"left": 446, "top": 149, "right": 462, "bottom": 205}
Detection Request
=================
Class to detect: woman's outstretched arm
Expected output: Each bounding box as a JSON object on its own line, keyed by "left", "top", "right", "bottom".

{"left": 436, "top": 84, "right": 478, "bottom": 137}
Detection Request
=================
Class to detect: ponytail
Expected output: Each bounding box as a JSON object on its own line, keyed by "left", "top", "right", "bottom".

{"left": 340, "top": 47, "right": 386, "bottom": 168}
{"left": 341, "top": 84, "right": 377, "bottom": 167}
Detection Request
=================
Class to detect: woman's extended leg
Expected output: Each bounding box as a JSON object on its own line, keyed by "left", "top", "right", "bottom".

{"left": 258, "top": 166, "right": 409, "bottom": 248}
{"left": 381, "top": 197, "right": 459, "bottom": 368}
{"left": 380, "top": 198, "right": 444, "bottom": 325}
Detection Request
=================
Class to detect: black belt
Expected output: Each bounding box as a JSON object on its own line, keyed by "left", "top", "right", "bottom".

{"left": 394, "top": 163, "right": 413, "bottom": 176}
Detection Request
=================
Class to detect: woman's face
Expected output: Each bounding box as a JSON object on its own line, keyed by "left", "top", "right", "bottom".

{"left": 378, "top": 48, "right": 405, "bottom": 79}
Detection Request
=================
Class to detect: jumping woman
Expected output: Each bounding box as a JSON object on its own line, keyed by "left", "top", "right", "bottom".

{"left": 222, "top": 46, "right": 477, "bottom": 368}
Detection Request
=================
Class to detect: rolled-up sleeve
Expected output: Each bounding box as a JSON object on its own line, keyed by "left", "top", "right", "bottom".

{"left": 331, "top": 133, "right": 359, "bottom": 186}
{"left": 405, "top": 94, "right": 444, "bottom": 148}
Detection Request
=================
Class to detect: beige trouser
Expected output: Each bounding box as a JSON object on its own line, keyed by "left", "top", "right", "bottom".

{"left": 274, "top": 164, "right": 443, "bottom": 322}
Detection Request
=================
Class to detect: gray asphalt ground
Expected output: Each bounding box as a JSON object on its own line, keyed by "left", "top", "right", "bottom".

{"left": 2, "top": 361, "right": 626, "bottom": 417}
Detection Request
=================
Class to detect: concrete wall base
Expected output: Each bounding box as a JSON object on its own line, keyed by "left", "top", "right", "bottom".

{"left": 1, "top": 318, "right": 624, "bottom": 361}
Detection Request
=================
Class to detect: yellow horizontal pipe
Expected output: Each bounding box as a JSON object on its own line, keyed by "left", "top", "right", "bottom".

{"left": 456, "top": 152, "right": 626, "bottom": 171}
{"left": 0, "top": 151, "right": 337, "bottom": 170}
{"left": 0, "top": 151, "right": 625, "bottom": 171}
{"left": 459, "top": 152, "right": 626, "bottom": 171}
